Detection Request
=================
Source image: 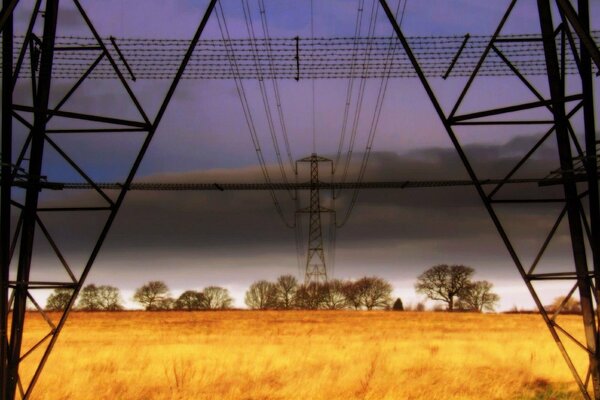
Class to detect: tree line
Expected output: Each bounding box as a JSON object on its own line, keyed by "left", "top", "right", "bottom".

{"left": 45, "top": 281, "right": 234, "bottom": 311}
{"left": 44, "top": 264, "right": 505, "bottom": 312}
{"left": 244, "top": 275, "right": 393, "bottom": 310}
{"left": 46, "top": 284, "right": 123, "bottom": 311}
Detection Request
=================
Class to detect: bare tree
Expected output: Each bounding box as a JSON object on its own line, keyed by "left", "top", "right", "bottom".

{"left": 78, "top": 284, "right": 123, "bottom": 311}
{"left": 458, "top": 280, "right": 500, "bottom": 312}
{"left": 245, "top": 280, "right": 278, "bottom": 310}
{"left": 274, "top": 275, "right": 298, "bottom": 309}
{"left": 203, "top": 286, "right": 233, "bottom": 309}
{"left": 45, "top": 288, "right": 73, "bottom": 311}
{"left": 155, "top": 297, "right": 175, "bottom": 310}
{"left": 96, "top": 285, "right": 123, "bottom": 310}
{"left": 175, "top": 290, "right": 206, "bottom": 310}
{"left": 322, "top": 279, "right": 348, "bottom": 310}
{"left": 342, "top": 280, "right": 363, "bottom": 310}
{"left": 133, "top": 281, "right": 171, "bottom": 310}
{"left": 295, "top": 282, "right": 326, "bottom": 309}
{"left": 78, "top": 284, "right": 102, "bottom": 311}
{"left": 415, "top": 264, "right": 474, "bottom": 311}
{"left": 357, "top": 277, "right": 393, "bottom": 310}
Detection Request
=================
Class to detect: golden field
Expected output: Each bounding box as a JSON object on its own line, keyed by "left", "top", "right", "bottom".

{"left": 16, "top": 311, "right": 590, "bottom": 400}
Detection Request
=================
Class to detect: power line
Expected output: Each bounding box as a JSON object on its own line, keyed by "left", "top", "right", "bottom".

{"left": 338, "top": 0, "right": 379, "bottom": 192}
{"left": 5, "top": 33, "right": 593, "bottom": 79}
{"left": 310, "top": 0, "right": 316, "bottom": 154}
{"left": 47, "top": 177, "right": 568, "bottom": 191}
{"left": 258, "top": 0, "right": 296, "bottom": 174}
{"left": 337, "top": 0, "right": 408, "bottom": 228}
{"left": 215, "top": 1, "right": 294, "bottom": 229}
{"left": 241, "top": 0, "right": 292, "bottom": 198}
{"left": 333, "top": 0, "right": 365, "bottom": 174}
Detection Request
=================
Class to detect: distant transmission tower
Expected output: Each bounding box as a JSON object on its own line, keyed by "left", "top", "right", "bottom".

{"left": 296, "top": 154, "right": 334, "bottom": 284}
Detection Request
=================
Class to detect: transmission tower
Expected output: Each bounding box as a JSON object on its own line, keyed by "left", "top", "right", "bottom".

{"left": 296, "top": 154, "right": 334, "bottom": 284}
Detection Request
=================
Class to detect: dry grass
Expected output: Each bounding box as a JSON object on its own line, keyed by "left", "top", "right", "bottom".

{"left": 16, "top": 311, "right": 589, "bottom": 399}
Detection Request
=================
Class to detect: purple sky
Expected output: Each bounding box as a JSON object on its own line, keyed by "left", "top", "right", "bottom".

{"left": 9, "top": 0, "right": 600, "bottom": 309}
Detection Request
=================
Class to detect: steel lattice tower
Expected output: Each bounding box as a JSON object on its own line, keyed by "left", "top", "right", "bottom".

{"left": 296, "top": 154, "right": 333, "bottom": 284}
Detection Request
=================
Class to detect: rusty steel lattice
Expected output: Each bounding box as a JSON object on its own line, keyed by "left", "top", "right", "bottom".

{"left": 0, "top": 0, "right": 599, "bottom": 399}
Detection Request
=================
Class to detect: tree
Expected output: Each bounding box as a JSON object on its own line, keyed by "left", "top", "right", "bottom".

{"left": 342, "top": 280, "right": 363, "bottom": 310}
{"left": 175, "top": 290, "right": 206, "bottom": 310}
{"left": 358, "top": 276, "right": 393, "bottom": 310}
{"left": 274, "top": 275, "right": 298, "bottom": 309}
{"left": 322, "top": 280, "right": 348, "bottom": 310}
{"left": 203, "top": 286, "right": 233, "bottom": 309}
{"left": 133, "top": 281, "right": 171, "bottom": 310}
{"left": 245, "top": 280, "right": 278, "bottom": 310}
{"left": 295, "top": 282, "right": 326, "bottom": 309}
{"left": 46, "top": 288, "right": 72, "bottom": 311}
{"left": 392, "top": 297, "right": 404, "bottom": 311}
{"left": 96, "top": 285, "right": 124, "bottom": 310}
{"left": 415, "top": 264, "right": 474, "bottom": 311}
{"left": 155, "top": 297, "right": 175, "bottom": 310}
{"left": 78, "top": 284, "right": 123, "bottom": 311}
{"left": 78, "top": 284, "right": 102, "bottom": 311}
{"left": 458, "top": 280, "right": 500, "bottom": 312}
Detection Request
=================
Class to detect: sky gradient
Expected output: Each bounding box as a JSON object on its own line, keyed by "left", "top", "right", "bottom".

{"left": 8, "top": 0, "right": 600, "bottom": 310}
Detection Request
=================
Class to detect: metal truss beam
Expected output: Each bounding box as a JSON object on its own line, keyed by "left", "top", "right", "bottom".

{"left": 0, "top": 0, "right": 17, "bottom": 35}
{"left": 556, "top": 0, "right": 600, "bottom": 72}
{"left": 5, "top": 32, "right": 599, "bottom": 80}
{"left": 7, "top": 176, "right": 592, "bottom": 191}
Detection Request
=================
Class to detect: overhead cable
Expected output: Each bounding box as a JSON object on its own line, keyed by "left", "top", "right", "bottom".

{"left": 4, "top": 33, "right": 594, "bottom": 79}
{"left": 215, "top": 1, "right": 294, "bottom": 228}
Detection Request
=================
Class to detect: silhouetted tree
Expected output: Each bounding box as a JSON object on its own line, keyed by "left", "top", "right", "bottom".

{"left": 45, "top": 288, "right": 72, "bottom": 311}
{"left": 245, "top": 280, "right": 278, "bottom": 310}
{"left": 155, "top": 297, "right": 175, "bottom": 310}
{"left": 78, "top": 284, "right": 123, "bottom": 311}
{"left": 133, "top": 281, "right": 171, "bottom": 310}
{"left": 358, "top": 276, "right": 393, "bottom": 310}
{"left": 203, "top": 286, "right": 233, "bottom": 309}
{"left": 97, "top": 285, "right": 123, "bottom": 310}
{"left": 295, "top": 282, "right": 326, "bottom": 309}
{"left": 322, "top": 279, "right": 348, "bottom": 310}
{"left": 415, "top": 264, "right": 474, "bottom": 311}
{"left": 175, "top": 290, "right": 206, "bottom": 310}
{"left": 342, "top": 280, "right": 363, "bottom": 310}
{"left": 392, "top": 297, "right": 404, "bottom": 311}
{"left": 78, "top": 284, "right": 102, "bottom": 311}
{"left": 458, "top": 280, "right": 500, "bottom": 312}
{"left": 274, "top": 275, "right": 298, "bottom": 309}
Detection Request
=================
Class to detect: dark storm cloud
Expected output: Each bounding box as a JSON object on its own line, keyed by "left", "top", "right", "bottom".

{"left": 33, "top": 133, "right": 573, "bottom": 283}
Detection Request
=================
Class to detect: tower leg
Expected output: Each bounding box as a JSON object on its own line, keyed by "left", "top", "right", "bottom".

{"left": 0, "top": 0, "right": 14, "bottom": 397}
{"left": 6, "top": 1, "right": 58, "bottom": 398}
{"left": 538, "top": 1, "right": 600, "bottom": 397}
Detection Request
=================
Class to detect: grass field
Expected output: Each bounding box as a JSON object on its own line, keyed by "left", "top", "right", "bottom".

{"left": 16, "top": 311, "right": 589, "bottom": 400}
